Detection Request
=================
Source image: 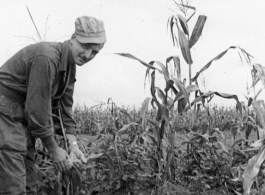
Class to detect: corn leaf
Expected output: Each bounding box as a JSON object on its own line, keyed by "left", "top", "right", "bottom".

{"left": 253, "top": 64, "right": 265, "bottom": 90}
{"left": 242, "top": 146, "right": 265, "bottom": 195}
{"left": 252, "top": 100, "right": 265, "bottom": 129}
{"left": 151, "top": 71, "right": 163, "bottom": 120}
{"left": 238, "top": 46, "right": 253, "bottom": 64}
{"left": 172, "top": 78, "right": 191, "bottom": 110}
{"left": 115, "top": 53, "right": 155, "bottom": 70}
{"left": 115, "top": 53, "right": 169, "bottom": 90}
{"left": 119, "top": 108, "right": 134, "bottom": 121}
{"left": 118, "top": 123, "right": 141, "bottom": 133}
{"left": 165, "top": 126, "right": 176, "bottom": 179}
{"left": 156, "top": 87, "right": 166, "bottom": 104}
{"left": 217, "top": 141, "right": 230, "bottom": 154}
{"left": 213, "top": 128, "right": 226, "bottom": 141}
{"left": 140, "top": 97, "right": 152, "bottom": 129}
{"left": 251, "top": 66, "right": 260, "bottom": 90}
{"left": 256, "top": 126, "right": 264, "bottom": 140}
{"left": 184, "top": 91, "right": 242, "bottom": 116}
{"left": 165, "top": 80, "right": 178, "bottom": 95}
{"left": 147, "top": 118, "right": 159, "bottom": 128}
{"left": 186, "top": 85, "right": 199, "bottom": 93}
{"left": 167, "top": 16, "right": 178, "bottom": 47}
{"left": 192, "top": 46, "right": 253, "bottom": 82}
{"left": 168, "top": 84, "right": 198, "bottom": 110}
{"left": 167, "top": 15, "right": 193, "bottom": 64}
{"left": 251, "top": 139, "right": 265, "bottom": 148}
{"left": 151, "top": 71, "right": 156, "bottom": 98}
{"left": 189, "top": 15, "right": 207, "bottom": 49}
{"left": 150, "top": 61, "right": 170, "bottom": 81}
{"left": 166, "top": 56, "right": 181, "bottom": 79}
{"left": 255, "top": 88, "right": 263, "bottom": 100}
{"left": 177, "top": 14, "right": 189, "bottom": 35}
{"left": 177, "top": 26, "right": 193, "bottom": 65}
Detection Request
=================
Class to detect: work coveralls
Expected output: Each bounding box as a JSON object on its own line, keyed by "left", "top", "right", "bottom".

{"left": 0, "top": 40, "right": 79, "bottom": 194}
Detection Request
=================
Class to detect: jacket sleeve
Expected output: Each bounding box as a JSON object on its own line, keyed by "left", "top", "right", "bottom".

{"left": 61, "top": 76, "right": 79, "bottom": 135}
{"left": 54, "top": 68, "right": 79, "bottom": 136}
{"left": 25, "top": 55, "right": 56, "bottom": 139}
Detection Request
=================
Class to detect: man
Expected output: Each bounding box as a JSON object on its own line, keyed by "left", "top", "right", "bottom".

{"left": 0, "top": 16, "right": 106, "bottom": 194}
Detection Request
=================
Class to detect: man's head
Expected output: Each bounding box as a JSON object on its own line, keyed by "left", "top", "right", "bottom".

{"left": 70, "top": 16, "right": 106, "bottom": 66}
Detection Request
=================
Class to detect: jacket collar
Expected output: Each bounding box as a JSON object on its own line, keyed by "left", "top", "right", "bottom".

{"left": 59, "top": 40, "right": 72, "bottom": 71}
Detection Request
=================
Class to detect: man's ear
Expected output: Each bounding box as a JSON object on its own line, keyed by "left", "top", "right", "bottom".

{"left": 70, "top": 34, "right": 76, "bottom": 45}
{"left": 71, "top": 33, "right": 76, "bottom": 39}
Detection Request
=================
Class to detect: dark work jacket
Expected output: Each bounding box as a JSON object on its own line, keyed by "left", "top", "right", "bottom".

{"left": 0, "top": 40, "right": 78, "bottom": 140}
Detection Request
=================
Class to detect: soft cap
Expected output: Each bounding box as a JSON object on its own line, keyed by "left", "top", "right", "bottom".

{"left": 75, "top": 16, "right": 106, "bottom": 44}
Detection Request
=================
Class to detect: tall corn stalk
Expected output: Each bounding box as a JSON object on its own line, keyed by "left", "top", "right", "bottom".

{"left": 116, "top": 1, "right": 258, "bottom": 194}
{"left": 168, "top": 1, "right": 206, "bottom": 85}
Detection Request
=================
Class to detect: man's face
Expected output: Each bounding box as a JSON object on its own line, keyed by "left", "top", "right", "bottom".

{"left": 70, "top": 37, "right": 104, "bottom": 66}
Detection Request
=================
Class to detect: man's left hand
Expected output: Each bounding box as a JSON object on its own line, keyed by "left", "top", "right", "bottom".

{"left": 69, "top": 147, "right": 87, "bottom": 170}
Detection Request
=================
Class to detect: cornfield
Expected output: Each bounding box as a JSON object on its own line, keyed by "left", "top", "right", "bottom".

{"left": 26, "top": 1, "right": 265, "bottom": 195}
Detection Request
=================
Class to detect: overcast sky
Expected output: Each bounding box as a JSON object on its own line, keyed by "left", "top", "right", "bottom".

{"left": 0, "top": 0, "right": 264, "bottom": 109}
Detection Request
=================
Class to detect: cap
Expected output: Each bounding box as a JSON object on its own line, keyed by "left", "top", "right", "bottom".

{"left": 75, "top": 16, "right": 106, "bottom": 44}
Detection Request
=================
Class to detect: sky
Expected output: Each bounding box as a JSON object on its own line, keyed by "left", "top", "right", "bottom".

{"left": 0, "top": 0, "right": 265, "bottom": 109}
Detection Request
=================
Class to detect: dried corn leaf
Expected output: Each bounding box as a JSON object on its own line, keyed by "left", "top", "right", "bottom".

{"left": 189, "top": 15, "right": 207, "bottom": 49}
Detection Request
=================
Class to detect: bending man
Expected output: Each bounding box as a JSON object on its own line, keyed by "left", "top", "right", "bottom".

{"left": 0, "top": 16, "right": 106, "bottom": 194}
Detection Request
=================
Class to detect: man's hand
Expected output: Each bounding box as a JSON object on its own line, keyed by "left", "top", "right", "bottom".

{"left": 50, "top": 147, "right": 70, "bottom": 172}
{"left": 41, "top": 136, "right": 70, "bottom": 173}
{"left": 66, "top": 134, "right": 87, "bottom": 170}
{"left": 69, "top": 146, "right": 87, "bottom": 170}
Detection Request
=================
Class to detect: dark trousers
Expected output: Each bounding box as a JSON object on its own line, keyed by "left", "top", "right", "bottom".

{"left": 0, "top": 147, "right": 38, "bottom": 195}
{"left": 0, "top": 95, "right": 38, "bottom": 195}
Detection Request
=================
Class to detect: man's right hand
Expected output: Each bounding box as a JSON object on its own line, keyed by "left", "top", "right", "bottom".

{"left": 50, "top": 147, "right": 70, "bottom": 172}
{"left": 41, "top": 136, "right": 71, "bottom": 172}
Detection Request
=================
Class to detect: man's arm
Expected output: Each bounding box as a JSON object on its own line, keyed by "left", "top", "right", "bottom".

{"left": 57, "top": 66, "right": 87, "bottom": 167}
{"left": 25, "top": 55, "right": 70, "bottom": 172}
